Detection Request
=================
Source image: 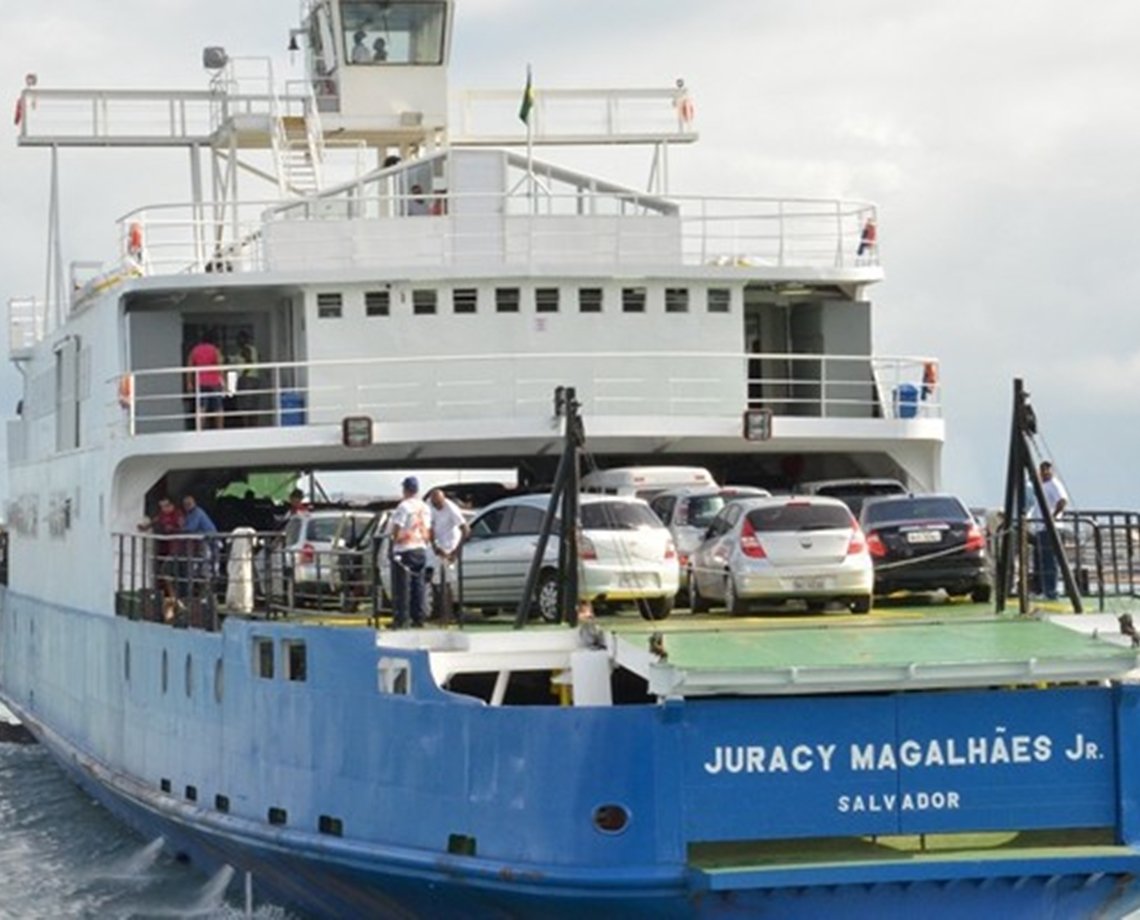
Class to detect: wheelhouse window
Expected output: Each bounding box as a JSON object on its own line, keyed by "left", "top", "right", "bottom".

{"left": 341, "top": 2, "right": 447, "bottom": 65}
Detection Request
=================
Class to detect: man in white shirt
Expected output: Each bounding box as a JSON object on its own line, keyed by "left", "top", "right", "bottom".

{"left": 1031, "top": 460, "right": 1069, "bottom": 600}
{"left": 428, "top": 489, "right": 470, "bottom": 622}
{"left": 350, "top": 30, "right": 372, "bottom": 64}
{"left": 388, "top": 477, "right": 431, "bottom": 627}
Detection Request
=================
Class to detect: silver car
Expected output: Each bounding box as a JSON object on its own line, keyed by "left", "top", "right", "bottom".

{"left": 689, "top": 496, "right": 874, "bottom": 614}
{"left": 649, "top": 485, "right": 770, "bottom": 601}
{"left": 266, "top": 510, "right": 374, "bottom": 605}
{"left": 459, "top": 494, "right": 680, "bottom": 622}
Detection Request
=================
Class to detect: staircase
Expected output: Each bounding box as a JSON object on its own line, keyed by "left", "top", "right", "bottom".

{"left": 274, "top": 114, "right": 323, "bottom": 197}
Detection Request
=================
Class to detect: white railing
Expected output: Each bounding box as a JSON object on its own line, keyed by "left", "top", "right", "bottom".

{"left": 112, "top": 352, "right": 939, "bottom": 437}
{"left": 452, "top": 87, "right": 698, "bottom": 146}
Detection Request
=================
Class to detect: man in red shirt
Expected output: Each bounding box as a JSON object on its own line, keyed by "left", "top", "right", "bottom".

{"left": 186, "top": 330, "right": 225, "bottom": 429}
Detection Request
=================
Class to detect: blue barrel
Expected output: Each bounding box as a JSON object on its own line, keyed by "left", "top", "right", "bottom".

{"left": 280, "top": 391, "right": 306, "bottom": 426}
{"left": 893, "top": 383, "right": 919, "bottom": 419}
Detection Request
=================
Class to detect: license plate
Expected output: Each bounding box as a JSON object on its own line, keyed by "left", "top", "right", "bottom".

{"left": 619, "top": 572, "right": 649, "bottom": 588}
{"left": 792, "top": 576, "right": 831, "bottom": 591}
{"left": 907, "top": 530, "right": 942, "bottom": 544}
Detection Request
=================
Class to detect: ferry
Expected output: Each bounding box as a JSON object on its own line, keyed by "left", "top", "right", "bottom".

{"left": 4, "top": 2, "right": 1140, "bottom": 917}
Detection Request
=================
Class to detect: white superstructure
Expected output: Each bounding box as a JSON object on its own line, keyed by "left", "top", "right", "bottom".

{"left": 6, "top": 0, "right": 943, "bottom": 615}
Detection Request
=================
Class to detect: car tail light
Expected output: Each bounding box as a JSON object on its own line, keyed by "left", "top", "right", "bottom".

{"left": 300, "top": 543, "right": 315, "bottom": 564}
{"left": 678, "top": 552, "right": 690, "bottom": 568}
{"left": 579, "top": 534, "right": 598, "bottom": 560}
{"left": 865, "top": 531, "right": 887, "bottom": 558}
{"left": 740, "top": 518, "right": 766, "bottom": 559}
{"left": 965, "top": 523, "right": 986, "bottom": 553}
{"left": 665, "top": 539, "right": 677, "bottom": 561}
{"left": 848, "top": 527, "right": 868, "bottom": 555}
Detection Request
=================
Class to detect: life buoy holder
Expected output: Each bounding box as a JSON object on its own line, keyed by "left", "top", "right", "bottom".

{"left": 118, "top": 374, "right": 133, "bottom": 409}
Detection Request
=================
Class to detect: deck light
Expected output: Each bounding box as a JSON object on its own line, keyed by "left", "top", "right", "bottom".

{"left": 342, "top": 416, "right": 373, "bottom": 448}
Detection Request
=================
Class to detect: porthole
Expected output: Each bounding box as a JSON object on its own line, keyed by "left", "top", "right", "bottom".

{"left": 592, "top": 804, "right": 631, "bottom": 835}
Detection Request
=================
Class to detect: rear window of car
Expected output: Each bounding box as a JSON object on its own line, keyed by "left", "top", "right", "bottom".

{"left": 306, "top": 517, "right": 345, "bottom": 542}
{"left": 814, "top": 484, "right": 906, "bottom": 515}
{"left": 862, "top": 498, "right": 969, "bottom": 526}
{"left": 581, "top": 502, "right": 663, "bottom": 531}
{"left": 684, "top": 495, "right": 726, "bottom": 528}
{"left": 746, "top": 503, "right": 853, "bottom": 532}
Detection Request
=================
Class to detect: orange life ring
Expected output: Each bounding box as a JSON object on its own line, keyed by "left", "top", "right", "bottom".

{"left": 118, "top": 374, "right": 133, "bottom": 409}
{"left": 127, "top": 222, "right": 144, "bottom": 259}
{"left": 921, "top": 361, "right": 938, "bottom": 399}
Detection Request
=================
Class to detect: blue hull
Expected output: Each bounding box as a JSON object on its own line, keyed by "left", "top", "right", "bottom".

{"left": 4, "top": 591, "right": 1140, "bottom": 918}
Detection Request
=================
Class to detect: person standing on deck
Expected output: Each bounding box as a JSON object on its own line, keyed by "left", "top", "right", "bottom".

{"left": 428, "top": 488, "right": 470, "bottom": 622}
{"left": 1030, "top": 461, "right": 1069, "bottom": 600}
{"left": 228, "top": 330, "right": 261, "bottom": 427}
{"left": 387, "top": 477, "right": 431, "bottom": 628}
{"left": 181, "top": 494, "right": 219, "bottom": 599}
{"left": 186, "top": 330, "right": 225, "bottom": 430}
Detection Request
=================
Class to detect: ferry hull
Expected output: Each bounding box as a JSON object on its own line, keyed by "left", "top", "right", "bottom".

{"left": 4, "top": 592, "right": 1140, "bottom": 918}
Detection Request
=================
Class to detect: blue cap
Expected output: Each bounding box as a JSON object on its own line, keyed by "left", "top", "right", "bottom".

{"left": 402, "top": 476, "right": 419, "bottom": 493}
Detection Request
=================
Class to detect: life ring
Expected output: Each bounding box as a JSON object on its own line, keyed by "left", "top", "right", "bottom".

{"left": 127, "top": 222, "right": 144, "bottom": 260}
{"left": 678, "top": 94, "right": 695, "bottom": 125}
{"left": 118, "top": 374, "right": 133, "bottom": 409}
{"left": 857, "top": 217, "right": 877, "bottom": 256}
{"left": 921, "top": 361, "right": 938, "bottom": 399}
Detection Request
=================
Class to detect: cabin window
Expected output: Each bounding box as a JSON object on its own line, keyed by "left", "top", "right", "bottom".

{"left": 341, "top": 2, "right": 447, "bottom": 66}
{"left": 185, "top": 785, "right": 198, "bottom": 802}
{"left": 319, "top": 815, "right": 344, "bottom": 837}
{"left": 214, "top": 658, "right": 224, "bottom": 703}
{"left": 317, "top": 292, "right": 344, "bottom": 318}
{"left": 707, "top": 288, "right": 732, "bottom": 313}
{"left": 268, "top": 807, "right": 288, "bottom": 826}
{"left": 578, "top": 288, "right": 603, "bottom": 313}
{"left": 536, "top": 288, "right": 560, "bottom": 313}
{"left": 665, "top": 288, "right": 690, "bottom": 313}
{"left": 621, "top": 287, "right": 647, "bottom": 313}
{"left": 285, "top": 641, "right": 308, "bottom": 682}
{"left": 254, "top": 637, "right": 274, "bottom": 679}
{"left": 161, "top": 649, "right": 169, "bottom": 694}
{"left": 160, "top": 778, "right": 172, "bottom": 793}
{"left": 413, "top": 289, "right": 438, "bottom": 315}
{"left": 215, "top": 794, "right": 230, "bottom": 813}
{"left": 496, "top": 288, "right": 520, "bottom": 313}
{"left": 365, "top": 290, "right": 390, "bottom": 316}
{"left": 452, "top": 288, "right": 478, "bottom": 314}
{"left": 184, "top": 654, "right": 194, "bottom": 698}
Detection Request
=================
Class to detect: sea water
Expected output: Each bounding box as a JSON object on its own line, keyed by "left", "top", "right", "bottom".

{"left": 0, "top": 742, "right": 298, "bottom": 919}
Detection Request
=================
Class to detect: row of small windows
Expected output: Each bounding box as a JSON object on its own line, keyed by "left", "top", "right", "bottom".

{"left": 317, "top": 287, "right": 734, "bottom": 318}
{"left": 157, "top": 776, "right": 344, "bottom": 838}
{"left": 123, "top": 638, "right": 306, "bottom": 700}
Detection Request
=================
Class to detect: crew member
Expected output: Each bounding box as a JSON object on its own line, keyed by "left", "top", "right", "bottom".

{"left": 387, "top": 477, "right": 431, "bottom": 628}
{"left": 428, "top": 488, "right": 470, "bottom": 623}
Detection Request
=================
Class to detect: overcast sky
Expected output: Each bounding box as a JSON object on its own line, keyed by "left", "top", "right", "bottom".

{"left": 2, "top": 1, "right": 1138, "bottom": 508}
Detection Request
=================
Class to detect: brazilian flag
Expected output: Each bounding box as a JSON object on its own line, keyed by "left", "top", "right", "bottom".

{"left": 518, "top": 65, "right": 535, "bottom": 125}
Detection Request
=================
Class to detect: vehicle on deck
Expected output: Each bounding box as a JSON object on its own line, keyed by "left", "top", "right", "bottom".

{"left": 649, "top": 485, "right": 771, "bottom": 601}
{"left": 860, "top": 494, "right": 992, "bottom": 602}
{"left": 266, "top": 510, "right": 374, "bottom": 607}
{"left": 580, "top": 466, "right": 717, "bottom": 501}
{"left": 689, "top": 495, "right": 873, "bottom": 614}
{"left": 797, "top": 477, "right": 907, "bottom": 516}
{"left": 459, "top": 493, "right": 679, "bottom": 621}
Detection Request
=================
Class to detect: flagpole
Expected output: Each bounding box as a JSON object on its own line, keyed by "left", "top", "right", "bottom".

{"left": 525, "top": 63, "right": 535, "bottom": 212}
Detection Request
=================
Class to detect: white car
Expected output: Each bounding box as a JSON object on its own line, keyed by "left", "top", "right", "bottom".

{"left": 689, "top": 496, "right": 873, "bottom": 614}
{"left": 649, "top": 485, "right": 770, "bottom": 601}
{"left": 459, "top": 494, "right": 680, "bottom": 621}
{"left": 266, "top": 510, "right": 374, "bottom": 606}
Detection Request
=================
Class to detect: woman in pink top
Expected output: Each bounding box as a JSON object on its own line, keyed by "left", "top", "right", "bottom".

{"left": 186, "top": 330, "right": 225, "bottom": 429}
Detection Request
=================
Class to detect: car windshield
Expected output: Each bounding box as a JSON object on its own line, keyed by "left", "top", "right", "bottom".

{"left": 581, "top": 502, "right": 662, "bottom": 531}
{"left": 863, "top": 498, "right": 968, "bottom": 526}
{"left": 684, "top": 495, "right": 726, "bottom": 528}
{"left": 306, "top": 517, "right": 348, "bottom": 543}
{"left": 746, "top": 503, "right": 852, "bottom": 532}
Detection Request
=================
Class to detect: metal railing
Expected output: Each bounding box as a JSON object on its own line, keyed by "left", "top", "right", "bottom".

{"left": 112, "top": 351, "right": 939, "bottom": 436}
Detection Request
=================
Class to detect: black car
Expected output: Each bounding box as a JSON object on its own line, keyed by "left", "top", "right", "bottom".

{"left": 859, "top": 494, "right": 992, "bottom": 602}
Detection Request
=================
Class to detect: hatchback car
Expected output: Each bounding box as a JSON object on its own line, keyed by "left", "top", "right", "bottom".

{"left": 265, "top": 510, "right": 374, "bottom": 606}
{"left": 459, "top": 494, "right": 679, "bottom": 621}
{"left": 859, "top": 494, "right": 992, "bottom": 602}
{"left": 649, "top": 485, "right": 770, "bottom": 601}
{"left": 689, "top": 496, "right": 873, "bottom": 614}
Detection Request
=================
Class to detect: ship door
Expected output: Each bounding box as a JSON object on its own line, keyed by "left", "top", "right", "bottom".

{"left": 54, "top": 336, "right": 80, "bottom": 451}
{"left": 743, "top": 294, "right": 792, "bottom": 413}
